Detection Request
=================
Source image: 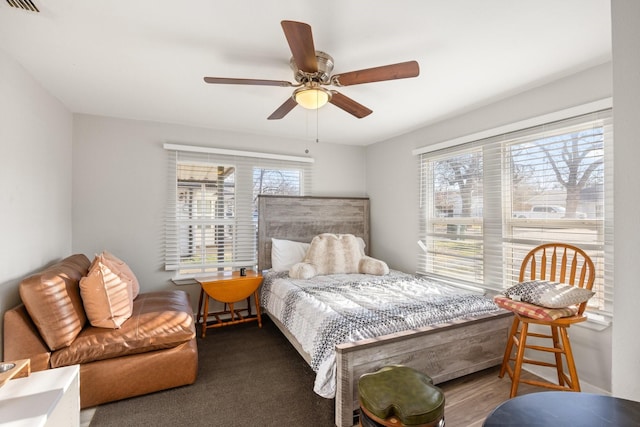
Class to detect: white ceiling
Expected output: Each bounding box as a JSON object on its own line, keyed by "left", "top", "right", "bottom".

{"left": 0, "top": 0, "right": 611, "bottom": 146}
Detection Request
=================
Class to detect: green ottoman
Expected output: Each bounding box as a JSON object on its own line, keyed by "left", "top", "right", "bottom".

{"left": 358, "top": 365, "right": 445, "bottom": 427}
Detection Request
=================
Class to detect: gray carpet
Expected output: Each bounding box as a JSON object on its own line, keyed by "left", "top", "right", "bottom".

{"left": 89, "top": 317, "right": 336, "bottom": 426}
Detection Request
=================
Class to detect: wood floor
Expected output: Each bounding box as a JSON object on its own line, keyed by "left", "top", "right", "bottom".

{"left": 437, "top": 365, "right": 546, "bottom": 427}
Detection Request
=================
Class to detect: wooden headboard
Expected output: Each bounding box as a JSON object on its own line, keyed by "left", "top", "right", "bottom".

{"left": 257, "top": 195, "right": 370, "bottom": 271}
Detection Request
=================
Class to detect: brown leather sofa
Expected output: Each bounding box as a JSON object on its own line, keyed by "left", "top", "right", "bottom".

{"left": 3, "top": 254, "right": 198, "bottom": 408}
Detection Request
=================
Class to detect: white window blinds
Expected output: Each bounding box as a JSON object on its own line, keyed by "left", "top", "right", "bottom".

{"left": 418, "top": 108, "right": 613, "bottom": 315}
{"left": 165, "top": 144, "right": 313, "bottom": 277}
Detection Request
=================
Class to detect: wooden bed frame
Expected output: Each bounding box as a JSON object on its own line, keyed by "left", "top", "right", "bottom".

{"left": 257, "top": 195, "right": 512, "bottom": 427}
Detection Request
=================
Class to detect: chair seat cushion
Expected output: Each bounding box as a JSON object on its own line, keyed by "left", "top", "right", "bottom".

{"left": 494, "top": 295, "right": 578, "bottom": 321}
{"left": 358, "top": 365, "right": 445, "bottom": 425}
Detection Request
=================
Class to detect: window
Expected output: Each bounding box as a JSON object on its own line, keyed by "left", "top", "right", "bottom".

{"left": 419, "top": 148, "right": 484, "bottom": 283}
{"left": 165, "top": 144, "right": 313, "bottom": 277}
{"left": 417, "top": 107, "right": 613, "bottom": 316}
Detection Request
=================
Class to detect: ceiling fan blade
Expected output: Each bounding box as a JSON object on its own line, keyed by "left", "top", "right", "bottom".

{"left": 281, "top": 20, "right": 318, "bottom": 73}
{"left": 267, "top": 97, "right": 298, "bottom": 120}
{"left": 329, "top": 91, "right": 373, "bottom": 119}
{"left": 332, "top": 60, "right": 420, "bottom": 86}
{"left": 204, "top": 77, "right": 293, "bottom": 87}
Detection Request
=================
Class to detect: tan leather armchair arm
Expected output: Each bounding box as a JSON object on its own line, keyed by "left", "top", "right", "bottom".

{"left": 3, "top": 305, "right": 51, "bottom": 371}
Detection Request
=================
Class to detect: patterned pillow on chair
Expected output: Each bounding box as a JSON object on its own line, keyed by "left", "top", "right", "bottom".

{"left": 504, "top": 280, "right": 594, "bottom": 309}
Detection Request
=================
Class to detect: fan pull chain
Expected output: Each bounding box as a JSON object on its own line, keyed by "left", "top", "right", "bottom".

{"left": 316, "top": 106, "right": 320, "bottom": 143}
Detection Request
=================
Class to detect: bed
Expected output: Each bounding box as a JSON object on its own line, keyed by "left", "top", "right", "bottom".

{"left": 257, "top": 195, "right": 512, "bottom": 427}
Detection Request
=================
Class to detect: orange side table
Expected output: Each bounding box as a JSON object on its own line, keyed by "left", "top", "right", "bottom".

{"left": 196, "top": 271, "right": 263, "bottom": 338}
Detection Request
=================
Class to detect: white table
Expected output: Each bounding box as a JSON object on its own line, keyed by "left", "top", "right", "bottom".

{"left": 0, "top": 365, "right": 80, "bottom": 427}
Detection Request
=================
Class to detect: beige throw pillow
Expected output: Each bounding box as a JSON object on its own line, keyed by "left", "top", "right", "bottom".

{"left": 80, "top": 255, "right": 134, "bottom": 328}
{"left": 359, "top": 256, "right": 390, "bottom": 276}
{"left": 289, "top": 233, "right": 389, "bottom": 279}
{"left": 102, "top": 250, "right": 140, "bottom": 298}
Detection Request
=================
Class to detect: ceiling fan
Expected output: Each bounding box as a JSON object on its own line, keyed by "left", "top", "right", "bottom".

{"left": 203, "top": 20, "right": 420, "bottom": 120}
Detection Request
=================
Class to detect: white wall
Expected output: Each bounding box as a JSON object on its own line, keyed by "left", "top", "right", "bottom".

{"left": 72, "top": 114, "right": 367, "bottom": 309}
{"left": 4, "top": 5, "right": 637, "bottom": 399}
{"left": 0, "top": 49, "right": 73, "bottom": 360}
{"left": 365, "top": 62, "right": 614, "bottom": 392}
{"left": 611, "top": 0, "right": 640, "bottom": 401}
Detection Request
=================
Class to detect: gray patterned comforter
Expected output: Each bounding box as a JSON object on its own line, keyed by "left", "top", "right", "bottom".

{"left": 260, "top": 269, "right": 499, "bottom": 398}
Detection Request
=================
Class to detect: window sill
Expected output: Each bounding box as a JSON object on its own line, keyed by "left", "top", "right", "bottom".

{"left": 171, "top": 271, "right": 242, "bottom": 286}
{"left": 578, "top": 312, "right": 612, "bottom": 331}
{"left": 170, "top": 277, "right": 200, "bottom": 286}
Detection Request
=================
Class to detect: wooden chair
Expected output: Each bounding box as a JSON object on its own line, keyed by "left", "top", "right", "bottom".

{"left": 498, "top": 243, "right": 595, "bottom": 398}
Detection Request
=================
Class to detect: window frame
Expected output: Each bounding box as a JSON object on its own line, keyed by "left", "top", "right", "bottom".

{"left": 164, "top": 144, "right": 313, "bottom": 278}
{"left": 415, "top": 101, "right": 613, "bottom": 318}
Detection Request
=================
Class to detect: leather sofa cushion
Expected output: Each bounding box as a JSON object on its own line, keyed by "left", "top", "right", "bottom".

{"left": 19, "top": 254, "right": 91, "bottom": 350}
{"left": 50, "top": 290, "right": 196, "bottom": 368}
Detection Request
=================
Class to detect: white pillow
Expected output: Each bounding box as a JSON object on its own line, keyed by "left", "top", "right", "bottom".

{"left": 271, "top": 238, "right": 310, "bottom": 272}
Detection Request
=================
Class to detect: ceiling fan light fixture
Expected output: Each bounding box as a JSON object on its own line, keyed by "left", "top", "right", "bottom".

{"left": 294, "top": 86, "right": 331, "bottom": 110}
{"left": 203, "top": 21, "right": 419, "bottom": 120}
